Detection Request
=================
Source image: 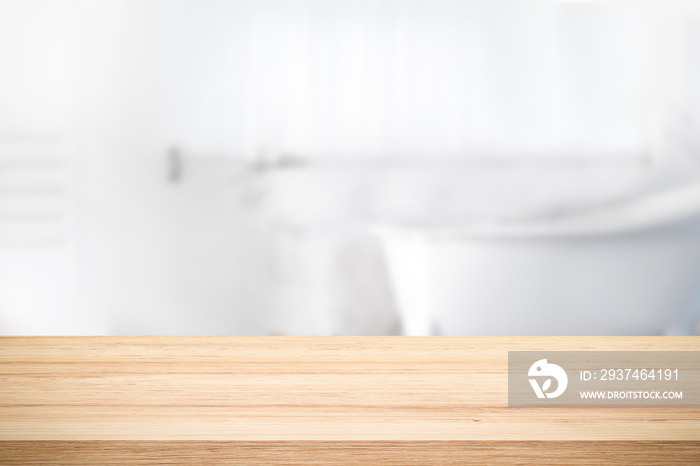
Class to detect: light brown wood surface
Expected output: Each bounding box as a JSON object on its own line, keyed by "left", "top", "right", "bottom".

{"left": 1, "top": 337, "right": 699, "bottom": 464}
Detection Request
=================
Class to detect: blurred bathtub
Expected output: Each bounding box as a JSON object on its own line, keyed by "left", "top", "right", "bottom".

{"left": 377, "top": 182, "right": 700, "bottom": 335}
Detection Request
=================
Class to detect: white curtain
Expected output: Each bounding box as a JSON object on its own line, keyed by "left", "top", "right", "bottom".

{"left": 213, "top": 0, "right": 655, "bottom": 161}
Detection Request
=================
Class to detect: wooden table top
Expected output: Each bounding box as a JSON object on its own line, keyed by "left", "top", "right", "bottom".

{"left": 1, "top": 336, "right": 699, "bottom": 464}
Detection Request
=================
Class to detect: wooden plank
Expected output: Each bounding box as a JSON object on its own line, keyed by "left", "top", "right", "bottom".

{"left": 0, "top": 337, "right": 698, "bottom": 463}
{"left": 1, "top": 441, "right": 699, "bottom": 465}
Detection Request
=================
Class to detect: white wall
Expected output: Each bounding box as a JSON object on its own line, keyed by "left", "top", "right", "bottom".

{"left": 0, "top": 0, "right": 82, "bottom": 333}
{"left": 72, "top": 0, "right": 277, "bottom": 335}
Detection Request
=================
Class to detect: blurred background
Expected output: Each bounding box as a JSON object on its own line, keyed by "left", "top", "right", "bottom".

{"left": 2, "top": 0, "right": 700, "bottom": 335}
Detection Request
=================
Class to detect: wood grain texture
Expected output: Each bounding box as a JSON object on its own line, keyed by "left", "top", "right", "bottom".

{"left": 1, "top": 441, "right": 699, "bottom": 465}
{"left": 1, "top": 337, "right": 699, "bottom": 464}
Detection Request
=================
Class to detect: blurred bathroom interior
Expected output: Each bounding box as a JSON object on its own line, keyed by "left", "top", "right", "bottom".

{"left": 2, "top": 0, "right": 700, "bottom": 335}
